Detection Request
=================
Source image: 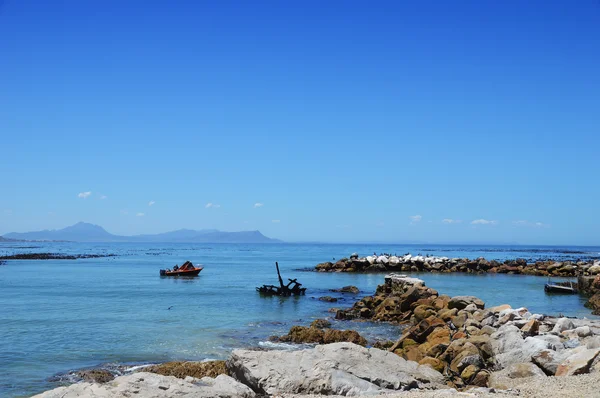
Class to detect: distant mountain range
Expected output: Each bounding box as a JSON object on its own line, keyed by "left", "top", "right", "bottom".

{"left": 2, "top": 222, "right": 283, "bottom": 243}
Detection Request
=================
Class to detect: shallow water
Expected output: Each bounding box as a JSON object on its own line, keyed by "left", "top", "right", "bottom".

{"left": 1, "top": 242, "right": 599, "bottom": 397}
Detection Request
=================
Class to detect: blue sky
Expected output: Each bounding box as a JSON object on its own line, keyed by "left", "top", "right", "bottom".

{"left": 1, "top": 0, "right": 599, "bottom": 245}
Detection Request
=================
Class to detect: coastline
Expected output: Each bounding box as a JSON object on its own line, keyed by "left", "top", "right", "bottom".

{"left": 32, "top": 271, "right": 600, "bottom": 397}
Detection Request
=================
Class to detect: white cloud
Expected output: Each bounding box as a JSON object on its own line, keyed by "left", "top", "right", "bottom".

{"left": 78, "top": 191, "right": 92, "bottom": 199}
{"left": 148, "top": 200, "right": 155, "bottom": 206}
{"left": 272, "top": 219, "right": 280, "bottom": 223}
{"left": 136, "top": 212, "right": 145, "bottom": 217}
{"left": 254, "top": 202, "right": 264, "bottom": 208}
{"left": 443, "top": 219, "right": 462, "bottom": 224}
{"left": 513, "top": 220, "right": 550, "bottom": 228}
{"left": 205, "top": 203, "right": 221, "bottom": 208}
{"left": 409, "top": 215, "right": 422, "bottom": 224}
{"left": 471, "top": 219, "right": 498, "bottom": 225}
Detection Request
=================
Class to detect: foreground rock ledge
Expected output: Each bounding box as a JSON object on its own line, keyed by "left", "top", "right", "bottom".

{"left": 32, "top": 372, "right": 255, "bottom": 398}
{"left": 228, "top": 342, "right": 445, "bottom": 395}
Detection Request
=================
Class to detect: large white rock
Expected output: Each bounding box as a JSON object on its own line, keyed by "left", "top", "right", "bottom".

{"left": 556, "top": 347, "right": 600, "bottom": 376}
{"left": 32, "top": 372, "right": 255, "bottom": 398}
{"left": 366, "top": 256, "right": 376, "bottom": 265}
{"left": 227, "top": 342, "right": 444, "bottom": 396}
{"left": 376, "top": 256, "right": 389, "bottom": 264}
{"left": 552, "top": 318, "right": 575, "bottom": 334}
{"left": 389, "top": 256, "right": 400, "bottom": 264}
{"left": 491, "top": 325, "right": 553, "bottom": 369}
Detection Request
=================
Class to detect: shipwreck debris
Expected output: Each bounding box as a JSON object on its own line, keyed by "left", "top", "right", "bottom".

{"left": 257, "top": 262, "right": 307, "bottom": 296}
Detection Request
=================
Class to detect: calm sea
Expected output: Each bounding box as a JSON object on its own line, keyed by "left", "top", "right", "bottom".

{"left": 1, "top": 242, "right": 599, "bottom": 397}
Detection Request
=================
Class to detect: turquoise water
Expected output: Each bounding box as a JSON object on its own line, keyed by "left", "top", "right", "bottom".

{"left": 1, "top": 242, "right": 599, "bottom": 397}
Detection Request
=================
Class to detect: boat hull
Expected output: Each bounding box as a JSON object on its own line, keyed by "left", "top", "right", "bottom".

{"left": 544, "top": 284, "right": 577, "bottom": 294}
{"left": 160, "top": 268, "right": 202, "bottom": 277}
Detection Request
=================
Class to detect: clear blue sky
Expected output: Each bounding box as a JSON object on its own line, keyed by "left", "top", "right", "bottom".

{"left": 1, "top": 0, "right": 599, "bottom": 245}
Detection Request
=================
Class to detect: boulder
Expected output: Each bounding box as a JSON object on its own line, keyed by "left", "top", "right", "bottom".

{"left": 552, "top": 318, "right": 575, "bottom": 334}
{"left": 227, "top": 343, "right": 444, "bottom": 395}
{"left": 319, "top": 296, "right": 338, "bottom": 302}
{"left": 331, "top": 286, "right": 360, "bottom": 294}
{"left": 32, "top": 372, "right": 255, "bottom": 398}
{"left": 532, "top": 349, "right": 571, "bottom": 375}
{"left": 488, "top": 304, "right": 511, "bottom": 314}
{"left": 448, "top": 296, "right": 485, "bottom": 311}
{"left": 146, "top": 360, "right": 229, "bottom": 379}
{"left": 488, "top": 363, "right": 546, "bottom": 389}
{"left": 556, "top": 348, "right": 600, "bottom": 376}
{"left": 75, "top": 369, "right": 114, "bottom": 383}
{"left": 521, "top": 319, "right": 540, "bottom": 336}
{"left": 310, "top": 319, "right": 332, "bottom": 329}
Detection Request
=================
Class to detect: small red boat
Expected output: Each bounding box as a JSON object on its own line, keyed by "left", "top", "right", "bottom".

{"left": 160, "top": 261, "right": 203, "bottom": 277}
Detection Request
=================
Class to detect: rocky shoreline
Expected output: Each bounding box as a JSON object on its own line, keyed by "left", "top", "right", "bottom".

{"left": 33, "top": 273, "right": 600, "bottom": 397}
{"left": 0, "top": 253, "right": 118, "bottom": 260}
{"left": 316, "top": 253, "right": 600, "bottom": 277}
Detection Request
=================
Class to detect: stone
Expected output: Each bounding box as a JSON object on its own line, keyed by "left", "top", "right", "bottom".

{"left": 552, "top": 318, "right": 575, "bottom": 334}
{"left": 460, "top": 364, "right": 479, "bottom": 382}
{"left": 480, "top": 325, "right": 496, "bottom": 335}
{"left": 451, "top": 313, "right": 469, "bottom": 328}
{"left": 331, "top": 286, "right": 360, "bottom": 294}
{"left": 322, "top": 329, "right": 368, "bottom": 346}
{"left": 419, "top": 357, "right": 445, "bottom": 373}
{"left": 488, "top": 363, "right": 546, "bottom": 389}
{"left": 532, "top": 349, "right": 571, "bottom": 375}
{"left": 310, "top": 319, "right": 332, "bottom": 329}
{"left": 448, "top": 296, "right": 485, "bottom": 311}
{"left": 228, "top": 343, "right": 444, "bottom": 395}
{"left": 556, "top": 348, "right": 600, "bottom": 376}
{"left": 319, "top": 296, "right": 338, "bottom": 302}
{"left": 470, "top": 370, "right": 491, "bottom": 387}
{"left": 32, "top": 372, "right": 255, "bottom": 398}
{"left": 413, "top": 305, "right": 436, "bottom": 321}
{"left": 488, "top": 304, "right": 512, "bottom": 314}
{"left": 146, "top": 360, "right": 229, "bottom": 379}
{"left": 75, "top": 369, "right": 114, "bottom": 383}
{"left": 463, "top": 304, "right": 479, "bottom": 313}
{"left": 438, "top": 308, "right": 458, "bottom": 322}
{"left": 534, "top": 334, "right": 565, "bottom": 351}
{"left": 521, "top": 319, "right": 540, "bottom": 336}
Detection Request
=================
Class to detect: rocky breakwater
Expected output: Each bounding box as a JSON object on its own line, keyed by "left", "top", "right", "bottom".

{"left": 316, "top": 254, "right": 599, "bottom": 277}
{"left": 335, "top": 273, "right": 600, "bottom": 390}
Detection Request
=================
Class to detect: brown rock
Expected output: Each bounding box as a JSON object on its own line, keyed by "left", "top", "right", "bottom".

{"left": 471, "top": 370, "right": 490, "bottom": 387}
{"left": 432, "top": 295, "right": 451, "bottom": 310}
{"left": 419, "top": 356, "right": 445, "bottom": 373}
{"left": 488, "top": 304, "right": 511, "bottom": 314}
{"left": 556, "top": 348, "right": 600, "bottom": 376}
{"left": 280, "top": 326, "right": 324, "bottom": 343}
{"left": 76, "top": 369, "right": 114, "bottom": 383}
{"left": 521, "top": 319, "right": 539, "bottom": 336}
{"left": 438, "top": 308, "right": 458, "bottom": 322}
{"left": 404, "top": 345, "right": 424, "bottom": 362}
{"left": 460, "top": 364, "right": 480, "bottom": 382}
{"left": 310, "top": 319, "right": 331, "bottom": 329}
{"left": 322, "top": 329, "right": 368, "bottom": 346}
{"left": 414, "top": 305, "right": 436, "bottom": 321}
{"left": 451, "top": 313, "right": 469, "bottom": 328}
{"left": 146, "top": 360, "right": 229, "bottom": 379}
{"left": 319, "top": 296, "right": 338, "bottom": 302}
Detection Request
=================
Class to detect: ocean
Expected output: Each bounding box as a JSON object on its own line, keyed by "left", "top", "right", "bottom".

{"left": 1, "top": 242, "right": 599, "bottom": 397}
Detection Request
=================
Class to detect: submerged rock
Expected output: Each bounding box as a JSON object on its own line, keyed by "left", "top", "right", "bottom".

{"left": 330, "top": 285, "right": 360, "bottom": 294}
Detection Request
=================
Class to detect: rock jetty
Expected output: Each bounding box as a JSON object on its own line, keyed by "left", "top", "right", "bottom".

{"left": 335, "top": 274, "right": 600, "bottom": 390}
{"left": 316, "top": 254, "right": 600, "bottom": 277}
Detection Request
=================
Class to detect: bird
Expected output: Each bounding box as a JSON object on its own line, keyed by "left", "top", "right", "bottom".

{"left": 167, "top": 306, "right": 173, "bottom": 310}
